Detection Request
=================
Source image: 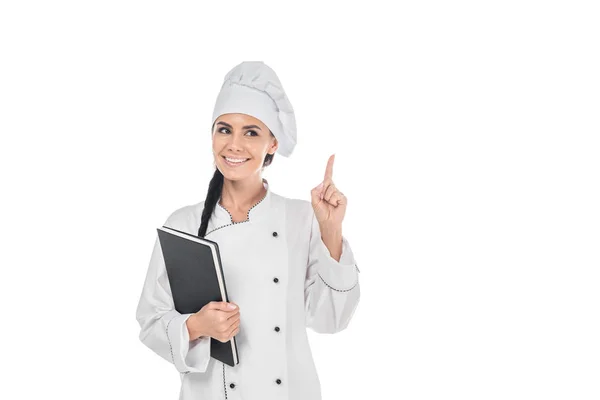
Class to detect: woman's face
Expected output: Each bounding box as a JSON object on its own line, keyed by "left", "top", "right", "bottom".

{"left": 212, "top": 113, "right": 278, "bottom": 181}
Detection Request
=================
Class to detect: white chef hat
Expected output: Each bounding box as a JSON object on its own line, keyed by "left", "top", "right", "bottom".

{"left": 211, "top": 61, "right": 297, "bottom": 157}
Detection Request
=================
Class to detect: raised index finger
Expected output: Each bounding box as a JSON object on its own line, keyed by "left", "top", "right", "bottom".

{"left": 324, "top": 154, "right": 335, "bottom": 181}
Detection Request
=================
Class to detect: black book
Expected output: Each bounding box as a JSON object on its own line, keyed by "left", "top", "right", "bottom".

{"left": 156, "top": 225, "right": 239, "bottom": 367}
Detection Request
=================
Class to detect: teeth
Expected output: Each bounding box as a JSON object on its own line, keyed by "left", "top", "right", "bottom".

{"left": 225, "top": 157, "right": 248, "bottom": 163}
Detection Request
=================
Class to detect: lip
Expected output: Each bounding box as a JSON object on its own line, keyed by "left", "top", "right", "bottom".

{"left": 222, "top": 156, "right": 249, "bottom": 167}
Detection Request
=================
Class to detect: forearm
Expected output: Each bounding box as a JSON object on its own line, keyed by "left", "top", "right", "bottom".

{"left": 320, "top": 224, "right": 343, "bottom": 262}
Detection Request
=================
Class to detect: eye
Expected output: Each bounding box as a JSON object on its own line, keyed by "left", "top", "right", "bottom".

{"left": 217, "top": 128, "right": 258, "bottom": 137}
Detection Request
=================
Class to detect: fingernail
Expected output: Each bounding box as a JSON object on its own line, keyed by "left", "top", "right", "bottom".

{"left": 228, "top": 304, "right": 236, "bottom": 309}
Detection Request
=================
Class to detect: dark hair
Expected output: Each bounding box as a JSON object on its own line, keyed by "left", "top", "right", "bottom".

{"left": 198, "top": 120, "right": 276, "bottom": 237}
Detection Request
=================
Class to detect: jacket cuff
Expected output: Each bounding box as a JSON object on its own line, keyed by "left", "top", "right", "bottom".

{"left": 316, "top": 235, "right": 359, "bottom": 291}
{"left": 167, "top": 313, "right": 211, "bottom": 373}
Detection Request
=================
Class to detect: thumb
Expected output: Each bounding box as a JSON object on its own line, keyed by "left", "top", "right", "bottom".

{"left": 311, "top": 183, "right": 323, "bottom": 205}
{"left": 210, "top": 301, "right": 237, "bottom": 311}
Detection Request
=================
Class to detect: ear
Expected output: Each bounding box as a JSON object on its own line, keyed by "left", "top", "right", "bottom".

{"left": 269, "top": 137, "right": 279, "bottom": 154}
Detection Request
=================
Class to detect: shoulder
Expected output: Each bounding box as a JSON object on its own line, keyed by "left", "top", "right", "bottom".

{"left": 272, "top": 192, "right": 314, "bottom": 219}
{"left": 163, "top": 201, "right": 205, "bottom": 228}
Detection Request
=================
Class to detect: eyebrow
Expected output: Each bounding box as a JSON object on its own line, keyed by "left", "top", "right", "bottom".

{"left": 216, "top": 121, "right": 262, "bottom": 131}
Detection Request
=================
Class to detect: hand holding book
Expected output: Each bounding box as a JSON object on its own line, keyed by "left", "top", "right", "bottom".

{"left": 187, "top": 301, "right": 241, "bottom": 342}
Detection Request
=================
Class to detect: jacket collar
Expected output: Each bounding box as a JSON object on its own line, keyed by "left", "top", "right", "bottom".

{"left": 213, "top": 178, "right": 271, "bottom": 224}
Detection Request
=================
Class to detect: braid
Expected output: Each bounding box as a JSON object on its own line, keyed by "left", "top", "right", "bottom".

{"left": 198, "top": 168, "right": 224, "bottom": 237}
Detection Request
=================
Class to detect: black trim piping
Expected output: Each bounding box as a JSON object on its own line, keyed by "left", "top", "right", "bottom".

{"left": 317, "top": 271, "right": 359, "bottom": 292}
{"left": 222, "top": 362, "right": 228, "bottom": 399}
{"left": 202, "top": 186, "right": 268, "bottom": 237}
{"left": 166, "top": 316, "right": 175, "bottom": 365}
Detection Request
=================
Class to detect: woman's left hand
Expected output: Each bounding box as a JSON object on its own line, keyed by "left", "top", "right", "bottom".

{"left": 310, "top": 154, "right": 347, "bottom": 229}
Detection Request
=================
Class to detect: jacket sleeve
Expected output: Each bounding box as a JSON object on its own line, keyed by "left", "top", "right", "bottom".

{"left": 304, "top": 209, "right": 361, "bottom": 333}
{"left": 135, "top": 230, "right": 212, "bottom": 374}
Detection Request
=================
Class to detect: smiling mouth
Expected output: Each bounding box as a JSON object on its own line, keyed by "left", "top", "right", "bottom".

{"left": 222, "top": 156, "right": 249, "bottom": 166}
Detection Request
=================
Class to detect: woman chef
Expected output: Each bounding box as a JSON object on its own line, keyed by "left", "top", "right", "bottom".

{"left": 135, "top": 61, "right": 361, "bottom": 400}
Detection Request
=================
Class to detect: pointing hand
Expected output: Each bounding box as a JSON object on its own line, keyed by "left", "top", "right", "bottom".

{"left": 310, "top": 154, "right": 347, "bottom": 228}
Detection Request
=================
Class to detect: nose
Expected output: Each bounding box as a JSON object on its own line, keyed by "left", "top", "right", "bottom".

{"left": 226, "top": 132, "right": 245, "bottom": 152}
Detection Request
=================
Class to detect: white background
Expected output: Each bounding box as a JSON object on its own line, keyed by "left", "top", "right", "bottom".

{"left": 1, "top": 1, "right": 599, "bottom": 399}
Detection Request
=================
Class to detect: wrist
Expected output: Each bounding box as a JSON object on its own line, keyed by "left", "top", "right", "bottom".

{"left": 186, "top": 314, "right": 204, "bottom": 340}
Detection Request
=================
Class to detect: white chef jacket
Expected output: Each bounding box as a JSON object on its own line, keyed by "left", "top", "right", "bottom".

{"left": 136, "top": 178, "right": 360, "bottom": 400}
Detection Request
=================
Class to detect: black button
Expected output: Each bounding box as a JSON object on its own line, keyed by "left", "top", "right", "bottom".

{"left": 276, "top": 379, "right": 282, "bottom": 385}
{"left": 272, "top": 231, "right": 278, "bottom": 237}
{"left": 274, "top": 326, "right": 280, "bottom": 332}
{"left": 230, "top": 383, "right": 235, "bottom": 389}
{"left": 273, "top": 277, "right": 279, "bottom": 283}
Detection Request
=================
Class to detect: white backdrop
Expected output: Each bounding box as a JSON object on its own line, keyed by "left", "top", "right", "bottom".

{"left": 1, "top": 1, "right": 599, "bottom": 399}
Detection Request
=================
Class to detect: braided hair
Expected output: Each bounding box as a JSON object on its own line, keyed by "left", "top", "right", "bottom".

{"left": 197, "top": 121, "right": 276, "bottom": 237}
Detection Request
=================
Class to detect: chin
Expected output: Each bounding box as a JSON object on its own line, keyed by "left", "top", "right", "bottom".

{"left": 218, "top": 160, "right": 257, "bottom": 178}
